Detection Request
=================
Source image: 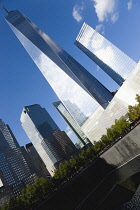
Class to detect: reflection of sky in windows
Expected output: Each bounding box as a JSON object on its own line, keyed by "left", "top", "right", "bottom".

{"left": 76, "top": 23, "right": 136, "bottom": 80}
{"left": 8, "top": 21, "right": 99, "bottom": 125}
{"left": 20, "top": 107, "right": 64, "bottom": 171}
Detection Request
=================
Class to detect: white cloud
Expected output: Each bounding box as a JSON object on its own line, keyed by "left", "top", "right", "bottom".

{"left": 91, "top": 0, "right": 118, "bottom": 23}
{"left": 95, "top": 45, "right": 115, "bottom": 65}
{"left": 111, "top": 12, "right": 119, "bottom": 23}
{"left": 95, "top": 24, "right": 105, "bottom": 34}
{"left": 72, "top": 4, "right": 84, "bottom": 22}
{"left": 66, "top": 126, "right": 77, "bottom": 142}
{"left": 66, "top": 129, "right": 73, "bottom": 138}
{"left": 66, "top": 126, "right": 74, "bottom": 138}
{"left": 127, "top": 0, "right": 133, "bottom": 10}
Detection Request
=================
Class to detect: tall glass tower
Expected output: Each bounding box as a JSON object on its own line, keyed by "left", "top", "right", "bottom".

{"left": 20, "top": 104, "right": 77, "bottom": 175}
{"left": 0, "top": 119, "right": 34, "bottom": 197}
{"left": 62, "top": 100, "right": 87, "bottom": 126}
{"left": 53, "top": 101, "right": 91, "bottom": 147}
{"left": 5, "top": 10, "right": 113, "bottom": 123}
{"left": 75, "top": 23, "right": 137, "bottom": 86}
{"left": 0, "top": 119, "right": 20, "bottom": 150}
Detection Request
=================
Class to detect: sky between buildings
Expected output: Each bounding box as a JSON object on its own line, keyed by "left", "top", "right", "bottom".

{"left": 0, "top": 0, "right": 140, "bottom": 146}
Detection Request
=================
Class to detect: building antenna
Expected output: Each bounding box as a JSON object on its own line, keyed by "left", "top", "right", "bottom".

{"left": 0, "top": 4, "right": 9, "bottom": 14}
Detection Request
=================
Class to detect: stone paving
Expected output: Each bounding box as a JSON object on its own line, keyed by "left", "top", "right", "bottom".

{"left": 118, "top": 185, "right": 140, "bottom": 210}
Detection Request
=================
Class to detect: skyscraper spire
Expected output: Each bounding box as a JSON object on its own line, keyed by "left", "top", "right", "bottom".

{"left": 0, "top": 4, "right": 10, "bottom": 14}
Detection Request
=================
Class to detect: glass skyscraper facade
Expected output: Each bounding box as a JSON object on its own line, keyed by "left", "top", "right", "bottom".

{"left": 0, "top": 119, "right": 20, "bottom": 150}
{"left": 63, "top": 100, "right": 87, "bottom": 126}
{"left": 53, "top": 101, "right": 91, "bottom": 147}
{"left": 0, "top": 119, "right": 35, "bottom": 200}
{"left": 5, "top": 10, "right": 113, "bottom": 125}
{"left": 0, "top": 148, "right": 33, "bottom": 187}
{"left": 75, "top": 23, "right": 137, "bottom": 86}
{"left": 21, "top": 143, "right": 50, "bottom": 178}
{"left": 20, "top": 104, "right": 77, "bottom": 175}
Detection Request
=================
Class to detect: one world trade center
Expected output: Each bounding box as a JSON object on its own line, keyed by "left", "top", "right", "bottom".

{"left": 5, "top": 9, "right": 113, "bottom": 125}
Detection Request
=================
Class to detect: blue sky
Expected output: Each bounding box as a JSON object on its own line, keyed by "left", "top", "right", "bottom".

{"left": 0, "top": 0, "right": 140, "bottom": 146}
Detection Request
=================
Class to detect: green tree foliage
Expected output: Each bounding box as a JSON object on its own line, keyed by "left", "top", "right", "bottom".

{"left": 106, "top": 127, "right": 116, "bottom": 141}
{"left": 135, "top": 94, "right": 140, "bottom": 105}
{"left": 100, "top": 118, "right": 130, "bottom": 145}
{"left": 34, "top": 177, "right": 53, "bottom": 196}
{"left": 53, "top": 168, "right": 62, "bottom": 181}
{"left": 21, "top": 185, "right": 37, "bottom": 207}
{"left": 69, "top": 155, "right": 81, "bottom": 172}
{"left": 53, "top": 147, "right": 96, "bottom": 181}
{"left": 53, "top": 147, "right": 97, "bottom": 182}
{"left": 53, "top": 161, "right": 72, "bottom": 181}
{"left": 20, "top": 177, "right": 53, "bottom": 208}
{"left": 101, "top": 134, "right": 110, "bottom": 146}
{"left": 128, "top": 105, "right": 140, "bottom": 122}
{"left": 93, "top": 140, "right": 105, "bottom": 153}
{"left": 56, "top": 161, "right": 72, "bottom": 180}
{"left": 1, "top": 202, "right": 8, "bottom": 210}
{"left": 79, "top": 150, "right": 88, "bottom": 164}
{"left": 3, "top": 163, "right": 77, "bottom": 209}
{"left": 128, "top": 94, "right": 140, "bottom": 122}
{"left": 112, "top": 118, "right": 129, "bottom": 134}
{"left": 86, "top": 147, "right": 96, "bottom": 160}
{"left": 1, "top": 197, "right": 23, "bottom": 210}
{"left": 1, "top": 197, "right": 16, "bottom": 210}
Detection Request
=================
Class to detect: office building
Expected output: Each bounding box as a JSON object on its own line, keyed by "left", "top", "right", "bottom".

{"left": 0, "top": 150, "right": 35, "bottom": 200}
{"left": 0, "top": 119, "right": 34, "bottom": 186}
{"left": 50, "top": 129, "right": 77, "bottom": 157}
{"left": 53, "top": 101, "right": 91, "bottom": 147}
{"left": 0, "top": 119, "right": 36, "bottom": 202}
{"left": 81, "top": 62, "right": 140, "bottom": 142}
{"left": 5, "top": 10, "right": 113, "bottom": 126}
{"left": 75, "top": 139, "right": 90, "bottom": 150}
{"left": 20, "top": 104, "right": 77, "bottom": 175}
{"left": 23, "top": 143, "right": 50, "bottom": 178}
{"left": 63, "top": 101, "right": 87, "bottom": 126}
{"left": 75, "top": 23, "right": 137, "bottom": 86}
{"left": 0, "top": 119, "right": 20, "bottom": 150}
{"left": 0, "top": 148, "right": 34, "bottom": 187}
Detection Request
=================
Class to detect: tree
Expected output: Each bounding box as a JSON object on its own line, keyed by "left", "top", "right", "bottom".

{"left": 85, "top": 147, "right": 96, "bottom": 160}
{"left": 101, "top": 118, "right": 130, "bottom": 143}
{"left": 33, "top": 177, "right": 53, "bottom": 198}
{"left": 128, "top": 104, "right": 140, "bottom": 122}
{"left": 128, "top": 94, "right": 140, "bottom": 122}
{"left": 69, "top": 155, "right": 81, "bottom": 172}
{"left": 1, "top": 202, "right": 8, "bottom": 210}
{"left": 1, "top": 197, "right": 23, "bottom": 210}
{"left": 78, "top": 150, "right": 89, "bottom": 164}
{"left": 101, "top": 135, "right": 110, "bottom": 146}
{"left": 20, "top": 177, "right": 54, "bottom": 208}
{"left": 93, "top": 140, "right": 105, "bottom": 153}
{"left": 21, "top": 184, "right": 37, "bottom": 207}
{"left": 57, "top": 161, "right": 72, "bottom": 180}
{"left": 136, "top": 94, "right": 140, "bottom": 105}
{"left": 53, "top": 168, "right": 62, "bottom": 181}
{"left": 106, "top": 127, "right": 116, "bottom": 141}
{"left": 112, "top": 118, "right": 129, "bottom": 135}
